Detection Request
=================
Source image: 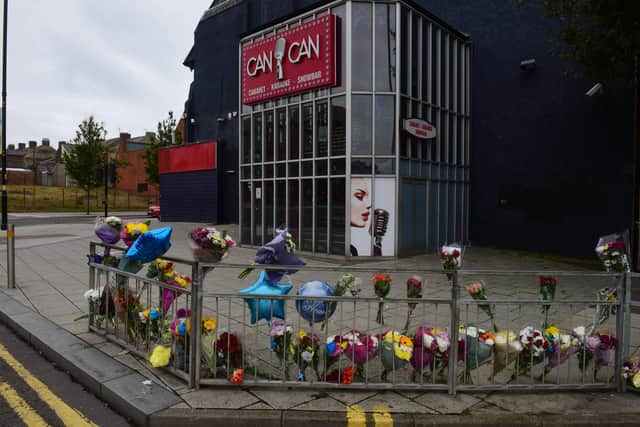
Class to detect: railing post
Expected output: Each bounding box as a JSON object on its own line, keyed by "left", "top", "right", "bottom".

{"left": 448, "top": 269, "right": 460, "bottom": 395}
{"left": 615, "top": 273, "right": 625, "bottom": 392}
{"left": 622, "top": 271, "right": 632, "bottom": 392}
{"left": 189, "top": 262, "right": 203, "bottom": 389}
{"left": 88, "top": 242, "right": 96, "bottom": 332}
{"left": 6, "top": 224, "right": 15, "bottom": 289}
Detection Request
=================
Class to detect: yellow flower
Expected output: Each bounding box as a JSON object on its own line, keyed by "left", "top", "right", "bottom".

{"left": 149, "top": 345, "right": 171, "bottom": 368}
{"left": 142, "top": 309, "right": 150, "bottom": 319}
{"left": 298, "top": 330, "right": 307, "bottom": 339}
{"left": 545, "top": 326, "right": 560, "bottom": 337}
{"left": 174, "top": 276, "right": 188, "bottom": 287}
{"left": 203, "top": 318, "right": 217, "bottom": 331}
{"left": 126, "top": 222, "right": 149, "bottom": 235}
{"left": 340, "top": 342, "right": 348, "bottom": 350}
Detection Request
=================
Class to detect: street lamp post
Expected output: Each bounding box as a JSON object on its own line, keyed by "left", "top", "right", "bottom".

{"left": 1, "top": 0, "right": 8, "bottom": 231}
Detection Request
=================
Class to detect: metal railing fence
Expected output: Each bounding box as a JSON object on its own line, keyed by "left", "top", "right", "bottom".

{"left": 87, "top": 242, "right": 632, "bottom": 393}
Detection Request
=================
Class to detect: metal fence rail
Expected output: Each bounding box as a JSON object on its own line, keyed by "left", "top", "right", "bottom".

{"left": 87, "top": 242, "right": 631, "bottom": 393}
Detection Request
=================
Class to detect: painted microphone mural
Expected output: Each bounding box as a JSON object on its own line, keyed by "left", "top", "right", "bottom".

{"left": 350, "top": 178, "right": 395, "bottom": 257}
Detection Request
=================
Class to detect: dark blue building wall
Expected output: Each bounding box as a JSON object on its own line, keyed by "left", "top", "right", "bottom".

{"left": 416, "top": 0, "right": 634, "bottom": 258}
{"left": 185, "top": 0, "right": 634, "bottom": 258}
{"left": 160, "top": 170, "right": 219, "bottom": 224}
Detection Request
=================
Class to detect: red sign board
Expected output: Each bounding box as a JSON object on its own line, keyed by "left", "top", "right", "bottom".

{"left": 242, "top": 14, "right": 336, "bottom": 105}
{"left": 403, "top": 118, "right": 437, "bottom": 139}
{"left": 158, "top": 141, "right": 217, "bottom": 174}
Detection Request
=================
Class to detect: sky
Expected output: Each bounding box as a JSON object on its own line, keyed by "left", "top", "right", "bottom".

{"left": 2, "top": 0, "right": 212, "bottom": 148}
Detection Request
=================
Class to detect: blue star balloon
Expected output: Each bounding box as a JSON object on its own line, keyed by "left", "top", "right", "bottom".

{"left": 295, "top": 280, "right": 336, "bottom": 325}
{"left": 125, "top": 227, "right": 173, "bottom": 263}
{"left": 240, "top": 270, "right": 292, "bottom": 324}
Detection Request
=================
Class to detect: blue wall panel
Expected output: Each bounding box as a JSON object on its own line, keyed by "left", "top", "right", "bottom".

{"left": 160, "top": 170, "right": 218, "bottom": 224}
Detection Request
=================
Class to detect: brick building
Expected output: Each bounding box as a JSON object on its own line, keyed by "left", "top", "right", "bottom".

{"left": 105, "top": 132, "right": 158, "bottom": 197}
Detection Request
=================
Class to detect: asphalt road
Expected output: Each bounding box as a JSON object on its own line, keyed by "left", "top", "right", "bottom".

{"left": 0, "top": 322, "right": 131, "bottom": 427}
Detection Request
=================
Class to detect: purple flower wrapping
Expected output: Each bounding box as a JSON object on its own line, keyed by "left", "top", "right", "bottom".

{"left": 95, "top": 224, "right": 121, "bottom": 245}
{"left": 254, "top": 229, "right": 305, "bottom": 283}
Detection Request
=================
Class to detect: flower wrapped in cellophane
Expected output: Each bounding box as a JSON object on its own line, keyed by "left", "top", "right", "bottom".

{"left": 94, "top": 216, "right": 122, "bottom": 254}
{"left": 238, "top": 229, "right": 305, "bottom": 283}
{"left": 543, "top": 325, "right": 579, "bottom": 372}
{"left": 623, "top": 356, "right": 640, "bottom": 389}
{"left": 146, "top": 259, "right": 192, "bottom": 312}
{"left": 539, "top": 276, "right": 557, "bottom": 329}
{"left": 440, "top": 243, "right": 462, "bottom": 282}
{"left": 120, "top": 221, "right": 150, "bottom": 247}
{"left": 188, "top": 227, "right": 235, "bottom": 263}
{"left": 492, "top": 330, "right": 523, "bottom": 376}
{"left": 594, "top": 287, "right": 617, "bottom": 328}
{"left": 459, "top": 324, "right": 495, "bottom": 370}
{"left": 291, "top": 330, "right": 321, "bottom": 381}
{"left": 410, "top": 326, "right": 450, "bottom": 375}
{"left": 466, "top": 281, "right": 497, "bottom": 332}
{"left": 372, "top": 273, "right": 391, "bottom": 324}
{"left": 513, "top": 326, "right": 550, "bottom": 378}
{"left": 595, "top": 232, "right": 631, "bottom": 273}
{"left": 403, "top": 276, "right": 423, "bottom": 334}
{"left": 380, "top": 330, "right": 414, "bottom": 375}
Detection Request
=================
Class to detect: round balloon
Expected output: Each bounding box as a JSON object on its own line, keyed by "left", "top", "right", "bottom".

{"left": 295, "top": 281, "right": 336, "bottom": 325}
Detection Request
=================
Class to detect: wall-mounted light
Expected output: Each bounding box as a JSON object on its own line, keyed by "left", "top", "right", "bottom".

{"left": 585, "top": 82, "right": 603, "bottom": 97}
{"left": 189, "top": 117, "right": 196, "bottom": 124}
{"left": 520, "top": 58, "right": 536, "bottom": 71}
{"left": 227, "top": 111, "right": 238, "bottom": 120}
{"left": 216, "top": 117, "right": 226, "bottom": 123}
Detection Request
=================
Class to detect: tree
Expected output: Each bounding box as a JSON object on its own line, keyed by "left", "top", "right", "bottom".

{"left": 144, "top": 111, "right": 182, "bottom": 186}
{"left": 62, "top": 116, "right": 108, "bottom": 214}
{"left": 514, "top": 0, "right": 640, "bottom": 83}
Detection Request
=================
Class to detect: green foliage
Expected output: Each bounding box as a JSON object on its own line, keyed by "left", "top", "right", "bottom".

{"left": 144, "top": 111, "right": 182, "bottom": 185}
{"left": 62, "top": 116, "right": 108, "bottom": 191}
{"left": 515, "top": 0, "right": 640, "bottom": 83}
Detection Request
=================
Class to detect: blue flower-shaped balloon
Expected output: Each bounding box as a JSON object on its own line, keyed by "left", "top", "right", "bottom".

{"left": 240, "top": 270, "right": 292, "bottom": 324}
{"left": 125, "top": 227, "right": 172, "bottom": 263}
{"left": 295, "top": 280, "right": 336, "bottom": 325}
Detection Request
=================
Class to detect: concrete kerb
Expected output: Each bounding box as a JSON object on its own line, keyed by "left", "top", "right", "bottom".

{"left": 0, "top": 293, "right": 180, "bottom": 427}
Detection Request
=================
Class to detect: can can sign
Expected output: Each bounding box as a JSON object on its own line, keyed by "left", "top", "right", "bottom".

{"left": 403, "top": 118, "right": 436, "bottom": 139}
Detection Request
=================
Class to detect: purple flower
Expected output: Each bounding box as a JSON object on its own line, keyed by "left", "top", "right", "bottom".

{"left": 585, "top": 336, "right": 600, "bottom": 351}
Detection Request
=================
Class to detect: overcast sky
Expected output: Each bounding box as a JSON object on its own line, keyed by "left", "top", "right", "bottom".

{"left": 3, "top": 1, "right": 211, "bottom": 148}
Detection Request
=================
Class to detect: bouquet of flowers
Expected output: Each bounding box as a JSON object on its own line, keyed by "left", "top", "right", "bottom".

{"left": 573, "top": 326, "right": 600, "bottom": 375}
{"left": 595, "top": 232, "right": 631, "bottom": 273}
{"left": 94, "top": 216, "right": 122, "bottom": 255}
{"left": 623, "top": 356, "right": 640, "bottom": 388}
{"left": 291, "top": 330, "right": 321, "bottom": 381}
{"left": 146, "top": 258, "right": 192, "bottom": 312}
{"left": 200, "top": 317, "right": 218, "bottom": 376}
{"left": 466, "top": 281, "right": 497, "bottom": 332}
{"left": 410, "top": 326, "right": 451, "bottom": 375}
{"left": 270, "top": 321, "right": 293, "bottom": 378}
{"left": 380, "top": 330, "right": 414, "bottom": 377}
{"left": 322, "top": 273, "right": 361, "bottom": 330}
{"left": 514, "top": 326, "right": 550, "bottom": 378}
{"left": 460, "top": 324, "right": 495, "bottom": 370}
{"left": 372, "top": 273, "right": 391, "bottom": 324}
{"left": 594, "top": 332, "right": 617, "bottom": 369}
{"left": 188, "top": 227, "right": 235, "bottom": 263}
{"left": 440, "top": 244, "right": 462, "bottom": 281}
{"left": 539, "top": 276, "right": 557, "bottom": 329}
{"left": 543, "top": 325, "right": 579, "bottom": 372}
{"left": 325, "top": 366, "right": 355, "bottom": 384}
{"left": 403, "top": 276, "right": 423, "bottom": 334}
{"left": 340, "top": 330, "right": 379, "bottom": 368}
{"left": 215, "top": 329, "right": 243, "bottom": 373}
{"left": 120, "top": 221, "right": 150, "bottom": 247}
{"left": 238, "top": 229, "right": 304, "bottom": 283}
{"left": 493, "top": 330, "right": 523, "bottom": 376}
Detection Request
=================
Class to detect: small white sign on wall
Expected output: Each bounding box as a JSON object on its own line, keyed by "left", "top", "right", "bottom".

{"left": 255, "top": 187, "right": 262, "bottom": 200}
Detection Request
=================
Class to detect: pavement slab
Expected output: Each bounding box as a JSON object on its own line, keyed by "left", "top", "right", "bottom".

{"left": 414, "top": 392, "right": 482, "bottom": 414}
{"left": 180, "top": 387, "right": 261, "bottom": 409}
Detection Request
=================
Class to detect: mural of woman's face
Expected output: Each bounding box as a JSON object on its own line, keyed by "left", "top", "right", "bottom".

{"left": 350, "top": 178, "right": 371, "bottom": 228}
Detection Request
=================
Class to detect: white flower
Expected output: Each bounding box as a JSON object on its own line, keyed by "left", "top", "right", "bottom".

{"left": 301, "top": 351, "right": 313, "bottom": 361}
{"left": 436, "top": 335, "right": 450, "bottom": 353}
{"left": 573, "top": 326, "right": 586, "bottom": 340}
{"left": 465, "top": 326, "right": 478, "bottom": 338}
{"left": 285, "top": 325, "right": 293, "bottom": 333}
{"left": 485, "top": 338, "right": 495, "bottom": 346}
{"left": 83, "top": 289, "right": 101, "bottom": 302}
{"left": 423, "top": 334, "right": 435, "bottom": 349}
{"left": 559, "top": 334, "right": 572, "bottom": 352}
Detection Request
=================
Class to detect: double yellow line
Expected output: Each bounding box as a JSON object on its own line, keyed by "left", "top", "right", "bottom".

{"left": 0, "top": 343, "right": 98, "bottom": 426}
{"left": 347, "top": 404, "right": 394, "bottom": 426}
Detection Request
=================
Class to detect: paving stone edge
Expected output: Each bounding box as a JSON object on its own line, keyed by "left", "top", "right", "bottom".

{"left": 0, "top": 293, "right": 180, "bottom": 427}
